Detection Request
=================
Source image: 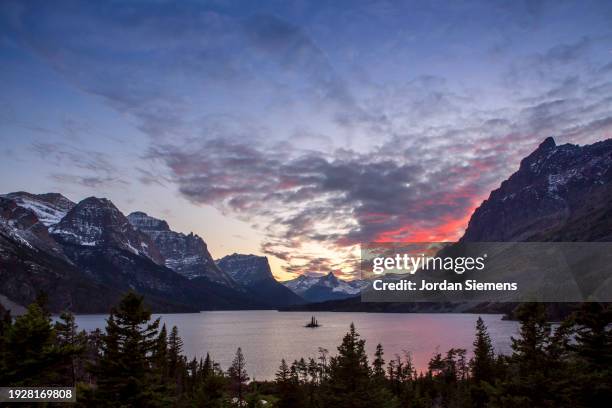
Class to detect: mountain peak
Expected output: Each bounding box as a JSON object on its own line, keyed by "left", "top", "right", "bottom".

{"left": 322, "top": 271, "right": 339, "bottom": 282}
{"left": 79, "top": 196, "right": 115, "bottom": 209}
{"left": 216, "top": 254, "right": 274, "bottom": 284}
{"left": 127, "top": 211, "right": 170, "bottom": 232}
{"left": 50, "top": 196, "right": 165, "bottom": 264}
{"left": 538, "top": 136, "right": 556, "bottom": 151}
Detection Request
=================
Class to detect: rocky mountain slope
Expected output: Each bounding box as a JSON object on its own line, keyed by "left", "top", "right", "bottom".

{"left": 282, "top": 272, "right": 369, "bottom": 303}
{"left": 0, "top": 194, "right": 262, "bottom": 312}
{"left": 462, "top": 137, "right": 612, "bottom": 242}
{"left": 216, "top": 254, "right": 304, "bottom": 306}
{"left": 51, "top": 197, "right": 164, "bottom": 264}
{"left": 128, "top": 211, "right": 236, "bottom": 287}
{"left": 0, "top": 197, "right": 128, "bottom": 312}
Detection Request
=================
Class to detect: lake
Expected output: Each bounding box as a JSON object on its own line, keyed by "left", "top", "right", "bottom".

{"left": 70, "top": 311, "right": 519, "bottom": 381}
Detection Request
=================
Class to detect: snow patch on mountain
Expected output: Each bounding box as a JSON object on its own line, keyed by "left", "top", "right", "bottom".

{"left": 3, "top": 192, "right": 75, "bottom": 227}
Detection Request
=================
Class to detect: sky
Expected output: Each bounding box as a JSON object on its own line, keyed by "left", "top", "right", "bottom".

{"left": 1, "top": 0, "right": 612, "bottom": 280}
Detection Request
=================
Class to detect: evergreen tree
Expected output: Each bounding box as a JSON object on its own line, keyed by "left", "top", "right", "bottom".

{"left": 470, "top": 317, "right": 496, "bottom": 407}
{"left": 202, "top": 352, "right": 213, "bottom": 379}
{"left": 167, "top": 325, "right": 187, "bottom": 394}
{"left": 573, "top": 303, "right": 612, "bottom": 370}
{"left": 275, "top": 359, "right": 302, "bottom": 408}
{"left": 54, "top": 311, "right": 87, "bottom": 385}
{"left": 276, "top": 359, "right": 291, "bottom": 383}
{"left": 495, "top": 303, "right": 556, "bottom": 407}
{"left": 373, "top": 343, "right": 386, "bottom": 380}
{"left": 153, "top": 323, "right": 168, "bottom": 381}
{"left": 323, "top": 323, "right": 397, "bottom": 408}
{"left": 93, "top": 292, "right": 165, "bottom": 407}
{"left": 193, "top": 354, "right": 227, "bottom": 408}
{"left": 570, "top": 303, "right": 612, "bottom": 407}
{"left": 2, "top": 302, "right": 62, "bottom": 385}
{"left": 470, "top": 317, "right": 495, "bottom": 383}
{"left": 228, "top": 347, "right": 249, "bottom": 402}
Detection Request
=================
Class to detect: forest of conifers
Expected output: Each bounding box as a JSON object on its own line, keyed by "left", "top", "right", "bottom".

{"left": 0, "top": 293, "right": 610, "bottom": 407}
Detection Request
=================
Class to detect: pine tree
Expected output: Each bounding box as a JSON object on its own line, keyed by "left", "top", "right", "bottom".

{"left": 167, "top": 326, "right": 183, "bottom": 378}
{"left": 470, "top": 317, "right": 495, "bottom": 383}
{"left": 228, "top": 347, "right": 249, "bottom": 402}
{"left": 307, "top": 357, "right": 319, "bottom": 385}
{"left": 153, "top": 324, "right": 168, "bottom": 381}
{"left": 202, "top": 352, "right": 213, "bottom": 379}
{"left": 193, "top": 353, "right": 227, "bottom": 408}
{"left": 54, "top": 311, "right": 86, "bottom": 385}
{"left": 296, "top": 357, "right": 308, "bottom": 383}
{"left": 573, "top": 303, "right": 612, "bottom": 370}
{"left": 494, "top": 303, "right": 555, "bottom": 407}
{"left": 323, "top": 323, "right": 397, "bottom": 408}
{"left": 276, "top": 359, "right": 291, "bottom": 383}
{"left": 2, "top": 302, "right": 62, "bottom": 385}
{"left": 470, "top": 318, "right": 497, "bottom": 408}
{"left": 373, "top": 343, "right": 386, "bottom": 380}
{"left": 570, "top": 303, "right": 612, "bottom": 407}
{"left": 93, "top": 292, "right": 164, "bottom": 406}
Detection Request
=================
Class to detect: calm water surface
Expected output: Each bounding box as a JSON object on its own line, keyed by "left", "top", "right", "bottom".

{"left": 72, "top": 311, "right": 519, "bottom": 380}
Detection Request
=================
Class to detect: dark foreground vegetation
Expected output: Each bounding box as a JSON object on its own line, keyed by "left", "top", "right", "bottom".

{"left": 0, "top": 293, "right": 610, "bottom": 407}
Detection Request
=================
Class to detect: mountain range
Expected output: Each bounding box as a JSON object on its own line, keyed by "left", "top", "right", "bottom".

{"left": 281, "top": 272, "right": 369, "bottom": 303}
{"left": 0, "top": 188, "right": 362, "bottom": 312}
{"left": 1, "top": 137, "right": 609, "bottom": 314}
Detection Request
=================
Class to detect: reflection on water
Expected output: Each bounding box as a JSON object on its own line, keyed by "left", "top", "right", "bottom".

{"left": 71, "top": 311, "right": 519, "bottom": 381}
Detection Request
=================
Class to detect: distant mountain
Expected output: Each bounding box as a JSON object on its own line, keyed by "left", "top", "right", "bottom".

{"left": 282, "top": 272, "right": 369, "bottom": 303}
{"left": 462, "top": 137, "right": 612, "bottom": 242}
{"left": 216, "top": 254, "right": 304, "bottom": 306}
{"left": 128, "top": 211, "right": 236, "bottom": 287}
{"left": 0, "top": 194, "right": 263, "bottom": 313}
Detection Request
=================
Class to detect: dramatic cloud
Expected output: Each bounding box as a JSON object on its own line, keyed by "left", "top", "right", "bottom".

{"left": 2, "top": 0, "right": 611, "bottom": 277}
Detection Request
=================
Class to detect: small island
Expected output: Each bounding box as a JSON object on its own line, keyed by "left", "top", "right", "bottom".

{"left": 305, "top": 316, "right": 320, "bottom": 328}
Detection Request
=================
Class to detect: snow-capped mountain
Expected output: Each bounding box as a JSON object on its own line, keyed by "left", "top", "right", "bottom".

{"left": 216, "top": 253, "right": 304, "bottom": 306}
{"left": 0, "top": 193, "right": 265, "bottom": 312}
{"left": 2, "top": 192, "right": 75, "bottom": 227}
{"left": 0, "top": 196, "right": 66, "bottom": 257}
{"left": 127, "top": 211, "right": 236, "bottom": 287}
{"left": 50, "top": 197, "right": 164, "bottom": 264}
{"left": 0, "top": 195, "right": 125, "bottom": 312}
{"left": 282, "top": 272, "right": 369, "bottom": 303}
